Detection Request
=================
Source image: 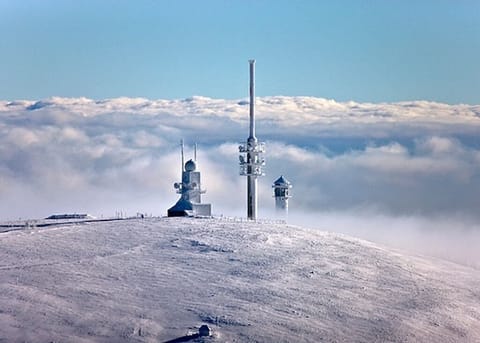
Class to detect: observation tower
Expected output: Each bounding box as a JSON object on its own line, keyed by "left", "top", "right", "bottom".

{"left": 272, "top": 175, "right": 292, "bottom": 217}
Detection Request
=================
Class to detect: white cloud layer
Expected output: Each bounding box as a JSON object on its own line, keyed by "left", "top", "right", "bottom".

{"left": 1, "top": 96, "right": 480, "bottom": 266}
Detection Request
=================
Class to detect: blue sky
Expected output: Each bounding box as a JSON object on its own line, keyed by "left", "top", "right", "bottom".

{"left": 1, "top": 1, "right": 480, "bottom": 103}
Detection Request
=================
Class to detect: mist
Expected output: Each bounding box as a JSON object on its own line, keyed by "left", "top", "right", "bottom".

{"left": 288, "top": 210, "right": 480, "bottom": 269}
{"left": 1, "top": 96, "right": 479, "bottom": 267}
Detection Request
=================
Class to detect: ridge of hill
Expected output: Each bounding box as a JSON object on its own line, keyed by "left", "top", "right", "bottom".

{"left": 0, "top": 217, "right": 478, "bottom": 342}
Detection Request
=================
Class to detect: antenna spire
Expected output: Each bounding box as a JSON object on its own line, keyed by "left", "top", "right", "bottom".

{"left": 239, "top": 59, "right": 265, "bottom": 221}
{"left": 249, "top": 59, "right": 256, "bottom": 141}
{"left": 181, "top": 139, "right": 185, "bottom": 172}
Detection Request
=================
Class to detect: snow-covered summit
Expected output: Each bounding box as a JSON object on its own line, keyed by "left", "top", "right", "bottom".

{"left": 0, "top": 218, "right": 478, "bottom": 342}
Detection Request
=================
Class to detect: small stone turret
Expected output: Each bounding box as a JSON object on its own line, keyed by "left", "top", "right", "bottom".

{"left": 272, "top": 175, "right": 292, "bottom": 217}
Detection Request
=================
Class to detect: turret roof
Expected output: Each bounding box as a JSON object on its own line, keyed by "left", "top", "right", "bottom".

{"left": 273, "top": 175, "right": 291, "bottom": 186}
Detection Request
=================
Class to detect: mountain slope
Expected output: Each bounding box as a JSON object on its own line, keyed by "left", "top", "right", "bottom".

{"left": 0, "top": 218, "right": 478, "bottom": 342}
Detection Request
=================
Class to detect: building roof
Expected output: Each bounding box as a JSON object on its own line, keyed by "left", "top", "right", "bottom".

{"left": 167, "top": 198, "right": 194, "bottom": 217}
{"left": 273, "top": 175, "right": 291, "bottom": 187}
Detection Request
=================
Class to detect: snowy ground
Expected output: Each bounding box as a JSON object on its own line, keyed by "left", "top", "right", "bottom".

{"left": 0, "top": 217, "right": 479, "bottom": 342}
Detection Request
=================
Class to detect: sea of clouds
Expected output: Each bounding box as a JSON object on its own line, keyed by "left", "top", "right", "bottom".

{"left": 1, "top": 96, "right": 479, "bottom": 266}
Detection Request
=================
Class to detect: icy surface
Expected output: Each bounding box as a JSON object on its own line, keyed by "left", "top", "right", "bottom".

{"left": 0, "top": 218, "right": 479, "bottom": 342}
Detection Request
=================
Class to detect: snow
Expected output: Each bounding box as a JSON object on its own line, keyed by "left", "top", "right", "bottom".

{"left": 0, "top": 217, "right": 479, "bottom": 342}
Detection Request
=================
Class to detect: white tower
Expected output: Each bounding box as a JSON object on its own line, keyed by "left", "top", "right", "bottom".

{"left": 239, "top": 60, "right": 265, "bottom": 220}
{"left": 273, "top": 176, "right": 292, "bottom": 216}
{"left": 168, "top": 141, "right": 211, "bottom": 217}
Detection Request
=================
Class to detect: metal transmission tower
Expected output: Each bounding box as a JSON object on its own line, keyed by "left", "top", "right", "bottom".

{"left": 239, "top": 60, "right": 265, "bottom": 220}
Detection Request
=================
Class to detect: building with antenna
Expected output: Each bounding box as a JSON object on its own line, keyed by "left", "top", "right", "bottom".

{"left": 239, "top": 59, "right": 265, "bottom": 221}
{"left": 167, "top": 141, "right": 211, "bottom": 217}
{"left": 272, "top": 176, "right": 292, "bottom": 217}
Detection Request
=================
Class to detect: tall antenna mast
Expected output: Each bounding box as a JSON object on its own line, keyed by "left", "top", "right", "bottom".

{"left": 239, "top": 59, "right": 265, "bottom": 220}
{"left": 249, "top": 60, "right": 256, "bottom": 141}
{"left": 181, "top": 139, "right": 185, "bottom": 172}
{"left": 194, "top": 143, "right": 197, "bottom": 162}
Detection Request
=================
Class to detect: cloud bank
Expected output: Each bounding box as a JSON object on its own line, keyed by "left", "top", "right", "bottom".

{"left": 1, "top": 96, "right": 480, "bottom": 266}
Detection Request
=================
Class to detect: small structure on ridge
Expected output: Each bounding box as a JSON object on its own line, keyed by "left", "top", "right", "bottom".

{"left": 45, "top": 214, "right": 94, "bottom": 220}
{"left": 272, "top": 175, "right": 292, "bottom": 217}
{"left": 198, "top": 324, "right": 211, "bottom": 337}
